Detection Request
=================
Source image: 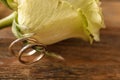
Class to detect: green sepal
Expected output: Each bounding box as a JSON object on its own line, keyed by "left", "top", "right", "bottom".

{"left": 12, "top": 14, "right": 23, "bottom": 38}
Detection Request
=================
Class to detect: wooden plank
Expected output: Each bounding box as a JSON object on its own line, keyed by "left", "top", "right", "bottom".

{"left": 102, "top": 1, "right": 120, "bottom": 28}
{"left": 0, "top": 1, "right": 120, "bottom": 80}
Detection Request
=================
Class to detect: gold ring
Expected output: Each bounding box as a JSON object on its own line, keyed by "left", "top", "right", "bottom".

{"left": 9, "top": 37, "right": 38, "bottom": 56}
{"left": 18, "top": 44, "right": 46, "bottom": 64}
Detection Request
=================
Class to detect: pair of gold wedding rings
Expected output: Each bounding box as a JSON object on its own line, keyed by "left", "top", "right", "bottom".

{"left": 9, "top": 37, "right": 46, "bottom": 65}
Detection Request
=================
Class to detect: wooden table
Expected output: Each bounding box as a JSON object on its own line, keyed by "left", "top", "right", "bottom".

{"left": 0, "top": 0, "right": 120, "bottom": 80}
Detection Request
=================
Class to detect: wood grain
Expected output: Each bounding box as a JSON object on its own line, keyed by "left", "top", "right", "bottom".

{"left": 0, "top": 0, "right": 120, "bottom": 80}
